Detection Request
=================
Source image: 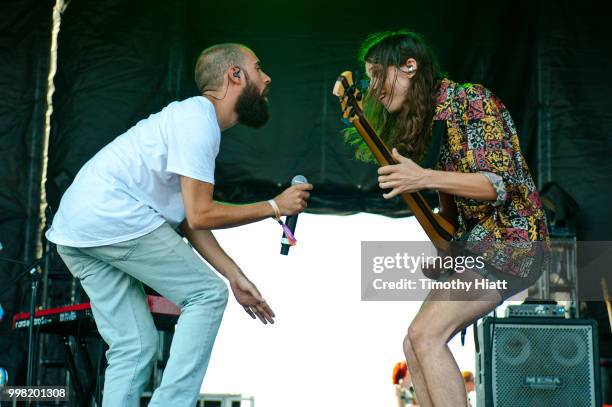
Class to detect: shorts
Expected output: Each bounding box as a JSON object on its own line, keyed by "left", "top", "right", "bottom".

{"left": 471, "top": 264, "right": 539, "bottom": 302}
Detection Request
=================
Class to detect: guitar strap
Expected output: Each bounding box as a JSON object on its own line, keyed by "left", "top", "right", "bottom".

{"left": 421, "top": 119, "right": 447, "bottom": 169}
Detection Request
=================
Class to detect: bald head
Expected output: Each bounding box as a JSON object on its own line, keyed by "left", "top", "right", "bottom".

{"left": 194, "top": 43, "right": 251, "bottom": 93}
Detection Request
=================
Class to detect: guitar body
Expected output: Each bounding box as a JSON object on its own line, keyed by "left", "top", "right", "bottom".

{"left": 438, "top": 191, "right": 458, "bottom": 232}
{"left": 333, "top": 71, "right": 457, "bottom": 250}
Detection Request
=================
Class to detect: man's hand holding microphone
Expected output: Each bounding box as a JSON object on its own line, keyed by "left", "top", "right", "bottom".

{"left": 273, "top": 176, "right": 312, "bottom": 216}
{"left": 268, "top": 175, "right": 312, "bottom": 255}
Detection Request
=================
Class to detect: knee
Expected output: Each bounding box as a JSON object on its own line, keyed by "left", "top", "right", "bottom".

{"left": 209, "top": 277, "right": 229, "bottom": 308}
{"left": 407, "top": 321, "right": 425, "bottom": 346}
{"left": 107, "top": 325, "right": 158, "bottom": 366}
{"left": 135, "top": 331, "right": 159, "bottom": 369}
{"left": 407, "top": 320, "right": 439, "bottom": 356}
{"left": 216, "top": 282, "right": 229, "bottom": 307}
{"left": 403, "top": 332, "right": 414, "bottom": 358}
{"left": 403, "top": 332, "right": 418, "bottom": 369}
{"left": 186, "top": 277, "right": 229, "bottom": 311}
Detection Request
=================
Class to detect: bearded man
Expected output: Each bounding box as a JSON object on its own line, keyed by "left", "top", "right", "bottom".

{"left": 46, "top": 43, "right": 312, "bottom": 406}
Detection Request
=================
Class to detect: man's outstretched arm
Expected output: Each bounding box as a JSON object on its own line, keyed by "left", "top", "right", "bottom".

{"left": 179, "top": 221, "right": 275, "bottom": 324}
{"left": 180, "top": 176, "right": 311, "bottom": 230}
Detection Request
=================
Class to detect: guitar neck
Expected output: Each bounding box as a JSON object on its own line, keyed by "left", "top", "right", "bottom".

{"left": 353, "top": 116, "right": 455, "bottom": 249}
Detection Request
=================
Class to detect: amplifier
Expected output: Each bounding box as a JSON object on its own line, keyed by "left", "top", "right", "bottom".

{"left": 505, "top": 303, "right": 566, "bottom": 318}
{"left": 475, "top": 317, "right": 601, "bottom": 406}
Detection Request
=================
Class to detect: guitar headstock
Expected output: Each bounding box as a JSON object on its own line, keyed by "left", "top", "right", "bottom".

{"left": 332, "top": 71, "right": 365, "bottom": 125}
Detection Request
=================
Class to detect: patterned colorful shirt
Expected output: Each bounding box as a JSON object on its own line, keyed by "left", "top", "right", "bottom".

{"left": 433, "top": 78, "right": 549, "bottom": 277}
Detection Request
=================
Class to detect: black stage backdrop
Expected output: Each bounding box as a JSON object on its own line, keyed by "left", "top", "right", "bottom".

{"left": 44, "top": 0, "right": 612, "bottom": 237}
{"left": 0, "top": 0, "right": 52, "bottom": 380}
{"left": 0, "top": 0, "right": 611, "bottom": 384}
{"left": 48, "top": 0, "right": 542, "bottom": 217}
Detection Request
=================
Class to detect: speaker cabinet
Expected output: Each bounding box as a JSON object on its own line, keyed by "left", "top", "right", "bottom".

{"left": 476, "top": 317, "right": 601, "bottom": 406}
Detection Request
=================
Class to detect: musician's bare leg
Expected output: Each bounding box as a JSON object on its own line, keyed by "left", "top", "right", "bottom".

{"left": 404, "top": 269, "right": 501, "bottom": 407}
{"left": 403, "top": 334, "right": 434, "bottom": 406}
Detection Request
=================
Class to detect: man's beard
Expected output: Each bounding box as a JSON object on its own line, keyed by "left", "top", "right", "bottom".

{"left": 235, "top": 81, "right": 269, "bottom": 128}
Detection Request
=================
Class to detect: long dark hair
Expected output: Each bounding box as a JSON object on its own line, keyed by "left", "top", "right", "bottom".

{"left": 345, "top": 29, "right": 444, "bottom": 163}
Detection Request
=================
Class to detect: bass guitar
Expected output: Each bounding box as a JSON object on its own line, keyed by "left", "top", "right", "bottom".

{"left": 332, "top": 71, "right": 457, "bottom": 250}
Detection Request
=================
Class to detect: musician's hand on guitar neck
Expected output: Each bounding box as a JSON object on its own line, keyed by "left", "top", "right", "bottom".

{"left": 378, "top": 148, "right": 430, "bottom": 199}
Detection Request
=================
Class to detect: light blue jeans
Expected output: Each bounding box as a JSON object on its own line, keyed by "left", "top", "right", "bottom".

{"left": 57, "top": 223, "right": 228, "bottom": 407}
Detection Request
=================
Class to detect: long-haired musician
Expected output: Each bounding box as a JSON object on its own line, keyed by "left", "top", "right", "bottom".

{"left": 351, "top": 30, "right": 549, "bottom": 406}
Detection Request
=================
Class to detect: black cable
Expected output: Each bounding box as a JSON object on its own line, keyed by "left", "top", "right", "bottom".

{"left": 488, "top": 306, "right": 497, "bottom": 392}
{"left": 202, "top": 66, "right": 241, "bottom": 101}
{"left": 0, "top": 257, "right": 29, "bottom": 265}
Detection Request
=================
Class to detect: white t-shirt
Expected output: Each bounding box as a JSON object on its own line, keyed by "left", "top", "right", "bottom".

{"left": 46, "top": 96, "right": 220, "bottom": 247}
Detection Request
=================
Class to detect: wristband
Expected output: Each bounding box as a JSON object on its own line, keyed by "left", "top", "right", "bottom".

{"left": 267, "top": 199, "right": 281, "bottom": 220}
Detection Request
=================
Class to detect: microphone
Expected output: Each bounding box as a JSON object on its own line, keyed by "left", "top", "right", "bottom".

{"left": 281, "top": 175, "right": 308, "bottom": 255}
